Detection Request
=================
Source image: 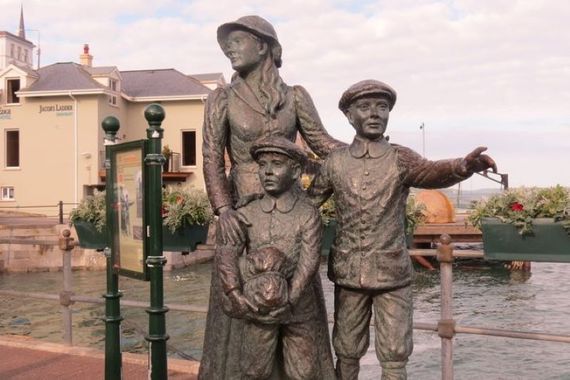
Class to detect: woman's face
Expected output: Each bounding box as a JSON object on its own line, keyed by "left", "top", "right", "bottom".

{"left": 223, "top": 30, "right": 266, "bottom": 73}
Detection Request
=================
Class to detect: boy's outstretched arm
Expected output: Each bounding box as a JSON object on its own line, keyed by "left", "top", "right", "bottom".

{"left": 397, "top": 145, "right": 496, "bottom": 189}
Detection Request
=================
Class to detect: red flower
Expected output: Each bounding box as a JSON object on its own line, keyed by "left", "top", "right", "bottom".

{"left": 510, "top": 202, "right": 524, "bottom": 212}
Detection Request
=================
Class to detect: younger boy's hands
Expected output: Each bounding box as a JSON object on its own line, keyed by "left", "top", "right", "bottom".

{"left": 268, "top": 303, "right": 291, "bottom": 320}
{"left": 228, "top": 289, "right": 258, "bottom": 316}
{"left": 248, "top": 303, "right": 291, "bottom": 324}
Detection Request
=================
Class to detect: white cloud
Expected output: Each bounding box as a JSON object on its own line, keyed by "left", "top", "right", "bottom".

{"left": 1, "top": 0, "right": 568, "bottom": 188}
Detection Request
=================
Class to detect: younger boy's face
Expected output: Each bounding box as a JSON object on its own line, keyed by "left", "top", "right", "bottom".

{"left": 346, "top": 95, "right": 390, "bottom": 140}
{"left": 257, "top": 152, "right": 300, "bottom": 196}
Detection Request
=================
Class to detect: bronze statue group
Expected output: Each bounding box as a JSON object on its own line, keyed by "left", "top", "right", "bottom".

{"left": 199, "top": 15, "right": 496, "bottom": 380}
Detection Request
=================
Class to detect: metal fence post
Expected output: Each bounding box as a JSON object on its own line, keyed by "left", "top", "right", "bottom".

{"left": 144, "top": 104, "right": 169, "bottom": 380}
{"left": 437, "top": 234, "right": 455, "bottom": 380}
{"left": 102, "top": 116, "right": 123, "bottom": 380}
{"left": 58, "top": 201, "right": 64, "bottom": 224}
{"left": 58, "top": 229, "right": 77, "bottom": 345}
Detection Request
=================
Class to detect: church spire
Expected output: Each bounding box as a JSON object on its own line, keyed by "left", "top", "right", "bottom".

{"left": 17, "top": 4, "right": 26, "bottom": 39}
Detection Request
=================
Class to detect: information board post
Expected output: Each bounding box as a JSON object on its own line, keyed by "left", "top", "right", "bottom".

{"left": 143, "top": 104, "right": 169, "bottom": 379}
{"left": 101, "top": 116, "right": 123, "bottom": 380}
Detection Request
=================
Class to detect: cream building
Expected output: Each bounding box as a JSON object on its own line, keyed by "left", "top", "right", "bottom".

{"left": 0, "top": 14, "right": 223, "bottom": 215}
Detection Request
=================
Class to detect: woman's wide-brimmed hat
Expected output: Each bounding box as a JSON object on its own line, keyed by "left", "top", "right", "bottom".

{"left": 217, "top": 15, "right": 283, "bottom": 68}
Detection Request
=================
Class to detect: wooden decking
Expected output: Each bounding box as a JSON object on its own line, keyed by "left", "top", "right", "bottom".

{"left": 413, "top": 216, "right": 482, "bottom": 245}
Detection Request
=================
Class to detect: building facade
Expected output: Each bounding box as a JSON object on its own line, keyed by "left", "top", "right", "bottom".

{"left": 0, "top": 35, "right": 221, "bottom": 215}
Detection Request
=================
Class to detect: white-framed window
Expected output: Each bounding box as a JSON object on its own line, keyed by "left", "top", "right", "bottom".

{"left": 182, "top": 130, "right": 196, "bottom": 166}
{"left": 109, "top": 78, "right": 118, "bottom": 91}
{"left": 1, "top": 186, "right": 14, "bottom": 201}
{"left": 17, "top": 46, "right": 21, "bottom": 60}
{"left": 5, "top": 129, "right": 20, "bottom": 168}
{"left": 10, "top": 44, "right": 14, "bottom": 58}
{"left": 6, "top": 79, "right": 20, "bottom": 104}
{"left": 108, "top": 79, "right": 118, "bottom": 106}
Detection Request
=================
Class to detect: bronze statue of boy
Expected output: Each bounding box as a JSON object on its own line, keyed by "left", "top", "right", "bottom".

{"left": 216, "top": 136, "right": 335, "bottom": 379}
{"left": 308, "top": 79, "right": 496, "bottom": 380}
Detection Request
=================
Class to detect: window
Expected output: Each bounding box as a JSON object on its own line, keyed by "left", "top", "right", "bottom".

{"left": 5, "top": 130, "right": 19, "bottom": 167}
{"left": 182, "top": 130, "right": 196, "bottom": 166}
{"left": 10, "top": 44, "right": 14, "bottom": 58}
{"left": 1, "top": 186, "right": 14, "bottom": 201}
{"left": 17, "top": 46, "right": 21, "bottom": 60}
{"left": 7, "top": 79, "right": 20, "bottom": 104}
{"left": 108, "top": 79, "right": 118, "bottom": 105}
{"left": 109, "top": 79, "right": 118, "bottom": 91}
{"left": 24, "top": 50, "right": 28, "bottom": 63}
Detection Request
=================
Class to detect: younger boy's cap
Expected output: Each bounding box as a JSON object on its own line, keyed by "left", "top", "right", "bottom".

{"left": 250, "top": 136, "right": 307, "bottom": 165}
{"left": 338, "top": 79, "right": 397, "bottom": 112}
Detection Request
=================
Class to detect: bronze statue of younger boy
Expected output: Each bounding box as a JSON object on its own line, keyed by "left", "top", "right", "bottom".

{"left": 216, "top": 136, "right": 335, "bottom": 379}
{"left": 308, "top": 80, "right": 496, "bottom": 380}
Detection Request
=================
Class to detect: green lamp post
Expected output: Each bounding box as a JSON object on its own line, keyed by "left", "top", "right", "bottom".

{"left": 144, "top": 104, "right": 169, "bottom": 379}
{"left": 101, "top": 116, "right": 123, "bottom": 380}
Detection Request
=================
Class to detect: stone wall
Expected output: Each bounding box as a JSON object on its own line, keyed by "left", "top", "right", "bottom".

{"left": 0, "top": 223, "right": 213, "bottom": 273}
{"left": 0, "top": 224, "right": 105, "bottom": 272}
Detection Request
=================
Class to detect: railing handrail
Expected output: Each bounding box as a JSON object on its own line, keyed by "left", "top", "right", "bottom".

{"left": 1, "top": 288, "right": 569, "bottom": 345}
{"left": 0, "top": 200, "right": 77, "bottom": 224}
{"left": 0, "top": 202, "right": 75, "bottom": 209}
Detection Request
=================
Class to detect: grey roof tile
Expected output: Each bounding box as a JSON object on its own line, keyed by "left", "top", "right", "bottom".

{"left": 83, "top": 66, "right": 118, "bottom": 76}
{"left": 24, "top": 62, "right": 105, "bottom": 92}
{"left": 190, "top": 72, "right": 224, "bottom": 81}
{"left": 120, "top": 69, "right": 211, "bottom": 98}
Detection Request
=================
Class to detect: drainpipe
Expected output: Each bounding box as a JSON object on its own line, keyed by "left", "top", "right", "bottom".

{"left": 69, "top": 92, "right": 78, "bottom": 204}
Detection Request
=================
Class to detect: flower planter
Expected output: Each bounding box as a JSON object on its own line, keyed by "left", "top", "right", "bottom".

{"left": 73, "top": 221, "right": 209, "bottom": 253}
{"left": 162, "top": 224, "right": 209, "bottom": 253}
{"left": 482, "top": 217, "right": 570, "bottom": 262}
{"left": 73, "top": 220, "right": 106, "bottom": 250}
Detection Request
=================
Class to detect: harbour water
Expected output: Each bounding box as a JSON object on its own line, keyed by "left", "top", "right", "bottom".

{"left": 1, "top": 259, "right": 569, "bottom": 380}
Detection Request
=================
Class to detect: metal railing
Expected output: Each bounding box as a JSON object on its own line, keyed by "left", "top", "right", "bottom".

{"left": 0, "top": 200, "right": 76, "bottom": 224}
{"left": 0, "top": 233, "right": 569, "bottom": 379}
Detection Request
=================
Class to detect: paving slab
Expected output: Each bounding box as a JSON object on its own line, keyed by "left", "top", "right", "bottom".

{"left": 0, "top": 335, "right": 199, "bottom": 379}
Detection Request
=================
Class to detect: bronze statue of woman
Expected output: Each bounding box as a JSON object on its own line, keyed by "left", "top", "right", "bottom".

{"left": 200, "top": 15, "right": 343, "bottom": 380}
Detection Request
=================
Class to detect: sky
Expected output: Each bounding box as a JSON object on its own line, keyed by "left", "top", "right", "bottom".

{"left": 1, "top": 0, "right": 569, "bottom": 190}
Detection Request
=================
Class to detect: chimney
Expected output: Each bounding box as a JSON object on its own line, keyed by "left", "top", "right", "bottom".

{"left": 80, "top": 44, "right": 93, "bottom": 67}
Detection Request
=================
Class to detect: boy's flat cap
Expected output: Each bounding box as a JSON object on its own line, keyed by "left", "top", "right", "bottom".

{"left": 250, "top": 136, "right": 307, "bottom": 165}
{"left": 338, "top": 79, "right": 397, "bottom": 112}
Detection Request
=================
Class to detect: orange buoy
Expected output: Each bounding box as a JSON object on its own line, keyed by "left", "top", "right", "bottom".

{"left": 415, "top": 190, "right": 455, "bottom": 223}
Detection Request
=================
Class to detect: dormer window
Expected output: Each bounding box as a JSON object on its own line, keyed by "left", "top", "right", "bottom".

{"left": 6, "top": 79, "right": 20, "bottom": 104}
{"left": 108, "top": 78, "right": 118, "bottom": 106}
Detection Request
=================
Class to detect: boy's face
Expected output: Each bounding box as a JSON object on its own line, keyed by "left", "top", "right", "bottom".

{"left": 346, "top": 95, "right": 390, "bottom": 140}
{"left": 257, "top": 152, "right": 300, "bottom": 196}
